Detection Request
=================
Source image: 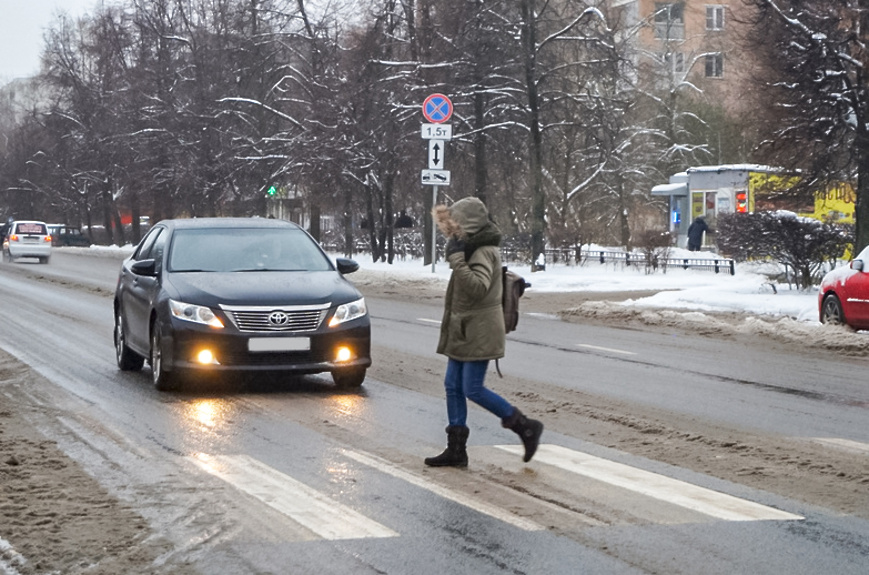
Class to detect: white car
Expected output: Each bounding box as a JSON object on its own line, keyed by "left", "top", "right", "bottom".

{"left": 2, "top": 220, "right": 52, "bottom": 263}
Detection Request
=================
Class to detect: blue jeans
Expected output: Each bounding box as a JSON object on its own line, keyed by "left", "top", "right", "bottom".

{"left": 444, "top": 359, "right": 514, "bottom": 426}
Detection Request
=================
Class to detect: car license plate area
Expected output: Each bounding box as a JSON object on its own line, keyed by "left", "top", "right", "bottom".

{"left": 248, "top": 337, "right": 310, "bottom": 352}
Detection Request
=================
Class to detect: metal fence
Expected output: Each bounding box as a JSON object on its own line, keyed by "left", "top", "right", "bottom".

{"left": 576, "top": 249, "right": 735, "bottom": 275}
{"left": 501, "top": 247, "right": 735, "bottom": 275}
{"left": 328, "top": 241, "right": 736, "bottom": 276}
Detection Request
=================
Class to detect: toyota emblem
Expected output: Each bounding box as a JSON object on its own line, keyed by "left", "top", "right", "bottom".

{"left": 268, "top": 311, "right": 289, "bottom": 326}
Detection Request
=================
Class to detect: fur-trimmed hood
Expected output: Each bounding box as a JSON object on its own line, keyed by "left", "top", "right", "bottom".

{"left": 433, "top": 197, "right": 501, "bottom": 247}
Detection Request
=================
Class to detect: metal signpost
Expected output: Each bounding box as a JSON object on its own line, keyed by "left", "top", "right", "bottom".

{"left": 421, "top": 94, "right": 453, "bottom": 272}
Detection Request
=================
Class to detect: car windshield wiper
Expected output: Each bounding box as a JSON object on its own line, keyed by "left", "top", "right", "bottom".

{"left": 173, "top": 269, "right": 215, "bottom": 273}
{"left": 232, "top": 268, "right": 306, "bottom": 272}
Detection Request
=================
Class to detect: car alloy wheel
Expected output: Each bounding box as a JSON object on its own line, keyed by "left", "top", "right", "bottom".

{"left": 821, "top": 294, "right": 846, "bottom": 326}
{"left": 114, "top": 310, "right": 144, "bottom": 371}
{"left": 150, "top": 327, "right": 179, "bottom": 391}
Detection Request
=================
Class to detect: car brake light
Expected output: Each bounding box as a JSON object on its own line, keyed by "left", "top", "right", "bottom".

{"left": 9, "top": 234, "right": 17, "bottom": 241}
{"left": 45, "top": 235, "right": 52, "bottom": 242}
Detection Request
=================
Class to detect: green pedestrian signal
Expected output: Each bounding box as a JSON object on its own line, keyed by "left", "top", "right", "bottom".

{"left": 267, "top": 186, "right": 277, "bottom": 197}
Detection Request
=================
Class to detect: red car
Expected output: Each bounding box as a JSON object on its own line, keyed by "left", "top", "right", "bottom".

{"left": 819, "top": 245, "right": 869, "bottom": 330}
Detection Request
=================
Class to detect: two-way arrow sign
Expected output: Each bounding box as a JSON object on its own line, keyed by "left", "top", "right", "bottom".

{"left": 428, "top": 139, "right": 445, "bottom": 169}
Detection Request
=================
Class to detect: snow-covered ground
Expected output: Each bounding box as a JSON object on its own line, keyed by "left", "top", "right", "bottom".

{"left": 347, "top": 245, "right": 868, "bottom": 354}
{"left": 356, "top": 246, "right": 818, "bottom": 321}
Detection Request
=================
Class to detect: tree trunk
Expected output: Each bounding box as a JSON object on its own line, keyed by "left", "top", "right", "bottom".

{"left": 384, "top": 170, "right": 395, "bottom": 264}
{"left": 309, "top": 203, "right": 321, "bottom": 242}
{"left": 423, "top": 185, "right": 435, "bottom": 266}
{"left": 131, "top": 194, "right": 141, "bottom": 245}
{"left": 102, "top": 188, "right": 114, "bottom": 246}
{"left": 474, "top": 89, "right": 488, "bottom": 205}
{"left": 521, "top": 0, "right": 546, "bottom": 269}
{"left": 857, "top": 145, "right": 869, "bottom": 252}
{"left": 343, "top": 187, "right": 354, "bottom": 257}
{"left": 365, "top": 185, "right": 381, "bottom": 263}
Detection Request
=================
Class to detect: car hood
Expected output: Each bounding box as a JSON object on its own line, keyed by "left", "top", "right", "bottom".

{"left": 163, "top": 271, "right": 362, "bottom": 308}
{"left": 820, "top": 265, "right": 858, "bottom": 289}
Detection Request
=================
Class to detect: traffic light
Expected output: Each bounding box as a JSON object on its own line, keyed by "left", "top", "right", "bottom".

{"left": 267, "top": 186, "right": 277, "bottom": 197}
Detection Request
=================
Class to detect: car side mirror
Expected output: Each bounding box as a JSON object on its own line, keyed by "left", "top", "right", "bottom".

{"left": 335, "top": 258, "right": 359, "bottom": 275}
{"left": 131, "top": 258, "right": 157, "bottom": 276}
{"left": 851, "top": 259, "right": 864, "bottom": 272}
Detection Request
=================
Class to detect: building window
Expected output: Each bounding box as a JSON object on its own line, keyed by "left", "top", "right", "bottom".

{"left": 664, "top": 52, "right": 685, "bottom": 74}
{"left": 655, "top": 3, "right": 685, "bottom": 40}
{"left": 706, "top": 5, "right": 725, "bottom": 30}
{"left": 705, "top": 53, "right": 723, "bottom": 77}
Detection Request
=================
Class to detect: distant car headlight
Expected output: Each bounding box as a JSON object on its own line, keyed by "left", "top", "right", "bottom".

{"left": 329, "top": 298, "right": 367, "bottom": 327}
{"left": 169, "top": 299, "right": 224, "bottom": 328}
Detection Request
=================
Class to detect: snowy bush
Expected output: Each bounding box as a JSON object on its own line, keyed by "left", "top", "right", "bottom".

{"left": 716, "top": 211, "right": 853, "bottom": 288}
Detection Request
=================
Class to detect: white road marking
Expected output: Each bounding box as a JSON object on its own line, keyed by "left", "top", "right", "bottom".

{"left": 418, "top": 318, "right": 442, "bottom": 325}
{"left": 188, "top": 453, "right": 398, "bottom": 540}
{"left": 576, "top": 343, "right": 636, "bottom": 355}
{"left": 343, "top": 449, "right": 545, "bottom": 532}
{"left": 495, "top": 444, "right": 803, "bottom": 522}
{"left": 812, "top": 437, "right": 869, "bottom": 455}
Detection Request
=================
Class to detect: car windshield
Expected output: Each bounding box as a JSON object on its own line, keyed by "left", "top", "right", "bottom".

{"left": 168, "top": 227, "right": 333, "bottom": 273}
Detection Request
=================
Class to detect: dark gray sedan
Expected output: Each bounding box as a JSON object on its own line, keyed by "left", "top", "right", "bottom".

{"left": 113, "top": 218, "right": 370, "bottom": 391}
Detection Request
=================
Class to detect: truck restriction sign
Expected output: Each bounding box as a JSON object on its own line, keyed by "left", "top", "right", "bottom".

{"left": 421, "top": 169, "right": 451, "bottom": 186}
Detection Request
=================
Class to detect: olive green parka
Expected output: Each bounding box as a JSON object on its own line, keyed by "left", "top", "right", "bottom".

{"left": 436, "top": 197, "right": 505, "bottom": 361}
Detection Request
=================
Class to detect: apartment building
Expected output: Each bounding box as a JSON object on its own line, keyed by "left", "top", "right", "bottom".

{"left": 609, "top": 0, "right": 755, "bottom": 114}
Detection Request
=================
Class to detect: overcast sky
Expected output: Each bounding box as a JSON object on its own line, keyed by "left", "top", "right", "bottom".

{"left": 0, "top": 0, "right": 101, "bottom": 83}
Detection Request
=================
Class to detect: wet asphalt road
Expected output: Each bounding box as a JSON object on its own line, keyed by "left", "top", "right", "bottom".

{"left": 0, "top": 249, "right": 867, "bottom": 574}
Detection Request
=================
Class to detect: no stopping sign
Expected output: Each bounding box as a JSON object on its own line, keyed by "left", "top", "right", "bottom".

{"left": 422, "top": 94, "right": 453, "bottom": 123}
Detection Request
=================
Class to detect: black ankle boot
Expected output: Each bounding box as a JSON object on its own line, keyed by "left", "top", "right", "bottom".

{"left": 502, "top": 408, "right": 543, "bottom": 462}
{"left": 424, "top": 425, "right": 469, "bottom": 467}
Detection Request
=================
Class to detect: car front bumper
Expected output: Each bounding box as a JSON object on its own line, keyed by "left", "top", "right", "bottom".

{"left": 161, "top": 322, "right": 371, "bottom": 375}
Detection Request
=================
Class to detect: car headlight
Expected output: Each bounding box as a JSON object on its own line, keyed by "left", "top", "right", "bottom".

{"left": 329, "top": 298, "right": 367, "bottom": 327}
{"left": 169, "top": 299, "right": 224, "bottom": 328}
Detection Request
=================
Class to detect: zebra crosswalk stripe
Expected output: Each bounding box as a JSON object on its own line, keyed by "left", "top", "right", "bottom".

{"left": 495, "top": 444, "right": 802, "bottom": 522}
{"left": 188, "top": 453, "right": 398, "bottom": 540}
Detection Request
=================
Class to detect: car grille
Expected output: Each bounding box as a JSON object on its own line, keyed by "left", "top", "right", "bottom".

{"left": 221, "top": 304, "right": 329, "bottom": 333}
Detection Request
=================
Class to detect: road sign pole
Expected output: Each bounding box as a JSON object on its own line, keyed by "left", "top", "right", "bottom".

{"left": 431, "top": 186, "right": 437, "bottom": 273}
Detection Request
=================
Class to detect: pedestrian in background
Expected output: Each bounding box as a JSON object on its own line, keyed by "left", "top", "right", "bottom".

{"left": 687, "top": 216, "right": 710, "bottom": 251}
{"left": 425, "top": 196, "right": 544, "bottom": 468}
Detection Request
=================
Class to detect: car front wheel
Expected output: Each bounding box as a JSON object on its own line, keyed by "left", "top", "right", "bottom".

{"left": 114, "top": 310, "right": 144, "bottom": 371}
{"left": 332, "top": 367, "right": 366, "bottom": 388}
{"left": 821, "top": 294, "right": 846, "bottom": 326}
{"left": 150, "top": 327, "right": 180, "bottom": 391}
